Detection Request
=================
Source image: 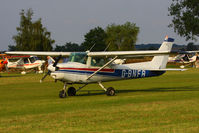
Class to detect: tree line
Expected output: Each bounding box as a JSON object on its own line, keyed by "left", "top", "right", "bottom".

{"left": 9, "top": 9, "right": 139, "bottom": 52}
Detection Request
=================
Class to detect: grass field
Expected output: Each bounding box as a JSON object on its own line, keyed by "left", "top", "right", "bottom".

{"left": 1, "top": 69, "right": 199, "bottom": 133}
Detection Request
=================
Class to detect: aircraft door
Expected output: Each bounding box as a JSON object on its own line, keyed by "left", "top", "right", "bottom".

{"left": 29, "top": 57, "right": 35, "bottom": 63}
{"left": 23, "top": 58, "right": 31, "bottom": 69}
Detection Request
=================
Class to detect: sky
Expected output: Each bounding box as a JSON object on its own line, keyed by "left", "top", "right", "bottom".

{"left": 0, "top": 0, "right": 195, "bottom": 51}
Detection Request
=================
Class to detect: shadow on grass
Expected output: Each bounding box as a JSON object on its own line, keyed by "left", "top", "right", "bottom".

{"left": 76, "top": 86, "right": 199, "bottom": 97}
{"left": 0, "top": 75, "right": 22, "bottom": 78}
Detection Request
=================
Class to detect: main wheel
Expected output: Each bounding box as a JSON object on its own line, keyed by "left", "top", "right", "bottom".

{"left": 67, "top": 87, "right": 76, "bottom": 96}
{"left": 106, "top": 87, "right": 115, "bottom": 96}
{"left": 59, "top": 90, "right": 66, "bottom": 98}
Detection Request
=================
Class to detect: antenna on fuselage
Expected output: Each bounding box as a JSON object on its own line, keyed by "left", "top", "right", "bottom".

{"left": 104, "top": 42, "right": 111, "bottom": 52}
{"left": 89, "top": 43, "right": 96, "bottom": 52}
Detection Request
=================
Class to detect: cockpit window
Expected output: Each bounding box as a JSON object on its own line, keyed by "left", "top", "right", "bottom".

{"left": 24, "top": 58, "right": 29, "bottom": 64}
{"left": 91, "top": 57, "right": 109, "bottom": 67}
{"left": 68, "top": 52, "right": 87, "bottom": 64}
{"left": 34, "top": 56, "right": 39, "bottom": 60}
{"left": 29, "top": 57, "right": 35, "bottom": 63}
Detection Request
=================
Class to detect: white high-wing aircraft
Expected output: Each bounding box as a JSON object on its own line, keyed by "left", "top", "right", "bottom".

{"left": 6, "top": 36, "right": 185, "bottom": 98}
{"left": 168, "top": 51, "right": 199, "bottom": 68}
{"left": 6, "top": 56, "right": 45, "bottom": 74}
{"left": 168, "top": 54, "right": 197, "bottom": 64}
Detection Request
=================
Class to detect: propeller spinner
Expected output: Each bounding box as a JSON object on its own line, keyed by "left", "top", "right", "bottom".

{"left": 40, "top": 55, "right": 62, "bottom": 83}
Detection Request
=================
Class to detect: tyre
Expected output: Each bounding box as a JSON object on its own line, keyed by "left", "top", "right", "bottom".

{"left": 106, "top": 87, "right": 115, "bottom": 96}
{"left": 67, "top": 87, "right": 76, "bottom": 96}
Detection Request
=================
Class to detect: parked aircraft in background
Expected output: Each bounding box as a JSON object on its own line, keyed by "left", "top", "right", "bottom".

{"left": 0, "top": 54, "right": 8, "bottom": 72}
{"left": 168, "top": 51, "right": 199, "bottom": 68}
{"left": 6, "top": 36, "right": 185, "bottom": 98}
{"left": 6, "top": 55, "right": 45, "bottom": 74}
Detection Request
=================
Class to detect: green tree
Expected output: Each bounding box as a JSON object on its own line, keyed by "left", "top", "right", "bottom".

{"left": 8, "top": 45, "right": 17, "bottom": 51}
{"left": 186, "top": 42, "right": 198, "bottom": 51}
{"left": 12, "top": 8, "right": 55, "bottom": 51}
{"left": 54, "top": 42, "right": 84, "bottom": 52}
{"left": 81, "top": 27, "right": 107, "bottom": 51}
{"left": 168, "top": 0, "right": 199, "bottom": 40}
{"left": 106, "top": 22, "right": 139, "bottom": 51}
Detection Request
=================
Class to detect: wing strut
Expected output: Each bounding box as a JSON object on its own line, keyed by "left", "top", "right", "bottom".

{"left": 86, "top": 56, "right": 118, "bottom": 80}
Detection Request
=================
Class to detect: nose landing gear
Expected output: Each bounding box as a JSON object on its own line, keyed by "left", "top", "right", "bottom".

{"left": 59, "top": 82, "right": 67, "bottom": 98}
{"left": 59, "top": 83, "right": 77, "bottom": 98}
{"left": 59, "top": 90, "right": 66, "bottom": 98}
{"left": 59, "top": 83, "right": 88, "bottom": 98}
{"left": 67, "top": 87, "right": 76, "bottom": 96}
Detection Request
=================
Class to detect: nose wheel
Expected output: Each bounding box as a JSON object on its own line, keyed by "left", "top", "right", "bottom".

{"left": 59, "top": 90, "right": 66, "bottom": 98}
{"left": 59, "top": 87, "right": 76, "bottom": 98}
{"left": 59, "top": 82, "right": 67, "bottom": 98}
{"left": 59, "top": 82, "right": 79, "bottom": 98}
{"left": 67, "top": 87, "right": 76, "bottom": 96}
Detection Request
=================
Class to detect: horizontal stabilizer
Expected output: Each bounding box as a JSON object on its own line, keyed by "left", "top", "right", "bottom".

{"left": 149, "top": 68, "right": 187, "bottom": 71}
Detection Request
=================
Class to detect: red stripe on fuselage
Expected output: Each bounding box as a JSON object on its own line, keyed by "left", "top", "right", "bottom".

{"left": 60, "top": 67, "right": 115, "bottom": 73}
{"left": 9, "top": 63, "right": 40, "bottom": 68}
{"left": 24, "top": 63, "right": 40, "bottom": 66}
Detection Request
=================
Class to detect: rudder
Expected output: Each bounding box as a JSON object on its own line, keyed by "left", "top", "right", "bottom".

{"left": 150, "top": 36, "right": 174, "bottom": 69}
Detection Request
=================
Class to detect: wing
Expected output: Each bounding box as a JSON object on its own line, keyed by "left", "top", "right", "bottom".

{"left": 5, "top": 51, "right": 71, "bottom": 56}
{"left": 6, "top": 50, "right": 170, "bottom": 58}
{"left": 148, "top": 68, "right": 186, "bottom": 71}
{"left": 180, "top": 51, "right": 199, "bottom": 54}
{"left": 87, "top": 50, "right": 170, "bottom": 58}
{"left": 171, "top": 50, "right": 199, "bottom": 54}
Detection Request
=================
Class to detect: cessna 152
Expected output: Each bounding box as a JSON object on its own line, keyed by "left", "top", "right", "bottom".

{"left": 6, "top": 36, "right": 185, "bottom": 98}
{"left": 6, "top": 55, "right": 45, "bottom": 74}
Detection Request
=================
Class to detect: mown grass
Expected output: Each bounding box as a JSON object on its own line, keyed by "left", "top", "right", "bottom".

{"left": 0, "top": 69, "right": 199, "bottom": 133}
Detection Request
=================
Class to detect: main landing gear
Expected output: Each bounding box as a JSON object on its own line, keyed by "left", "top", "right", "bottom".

{"left": 59, "top": 82, "right": 115, "bottom": 98}
{"left": 98, "top": 82, "right": 116, "bottom": 96}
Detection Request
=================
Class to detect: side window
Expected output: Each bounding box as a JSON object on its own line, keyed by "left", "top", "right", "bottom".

{"left": 29, "top": 57, "right": 35, "bottom": 63}
{"left": 79, "top": 56, "right": 87, "bottom": 64}
{"left": 68, "top": 53, "right": 88, "bottom": 64}
{"left": 91, "top": 57, "right": 108, "bottom": 67}
{"left": 24, "top": 58, "right": 29, "bottom": 64}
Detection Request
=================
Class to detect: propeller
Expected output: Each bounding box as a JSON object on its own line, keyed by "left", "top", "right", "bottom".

{"left": 53, "top": 55, "right": 62, "bottom": 67}
{"left": 40, "top": 55, "right": 62, "bottom": 83}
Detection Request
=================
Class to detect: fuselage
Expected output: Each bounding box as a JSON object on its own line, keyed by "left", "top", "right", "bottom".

{"left": 168, "top": 54, "right": 197, "bottom": 64}
{"left": 50, "top": 62, "right": 165, "bottom": 84}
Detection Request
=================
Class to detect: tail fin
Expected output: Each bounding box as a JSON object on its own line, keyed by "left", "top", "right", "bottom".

{"left": 150, "top": 36, "right": 174, "bottom": 69}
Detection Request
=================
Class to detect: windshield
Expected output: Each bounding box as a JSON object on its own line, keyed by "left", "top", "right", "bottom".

{"left": 68, "top": 52, "right": 87, "bottom": 64}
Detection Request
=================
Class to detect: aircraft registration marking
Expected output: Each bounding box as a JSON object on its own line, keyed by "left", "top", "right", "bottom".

{"left": 121, "top": 69, "right": 146, "bottom": 78}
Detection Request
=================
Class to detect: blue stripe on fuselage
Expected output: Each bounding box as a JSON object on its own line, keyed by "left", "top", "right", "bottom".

{"left": 57, "top": 69, "right": 165, "bottom": 79}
